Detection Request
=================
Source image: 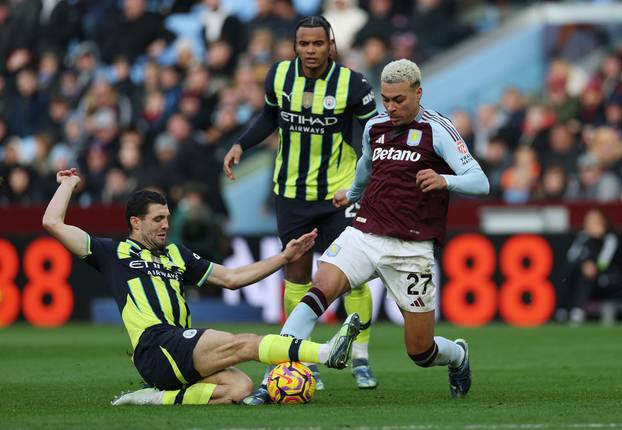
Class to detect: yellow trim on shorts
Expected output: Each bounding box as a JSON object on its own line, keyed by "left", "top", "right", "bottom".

{"left": 160, "top": 346, "right": 188, "bottom": 385}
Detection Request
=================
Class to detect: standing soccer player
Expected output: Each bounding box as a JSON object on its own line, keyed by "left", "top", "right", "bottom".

{"left": 279, "top": 59, "right": 490, "bottom": 398}
{"left": 42, "top": 169, "right": 361, "bottom": 405}
{"left": 223, "top": 16, "right": 378, "bottom": 403}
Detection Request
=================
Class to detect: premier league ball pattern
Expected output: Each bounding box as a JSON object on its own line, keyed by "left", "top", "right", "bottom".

{"left": 267, "top": 362, "right": 316, "bottom": 404}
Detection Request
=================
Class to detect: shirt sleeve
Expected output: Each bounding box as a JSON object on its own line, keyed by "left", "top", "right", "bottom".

{"left": 176, "top": 244, "right": 215, "bottom": 287}
{"left": 429, "top": 115, "right": 490, "bottom": 196}
{"left": 264, "top": 62, "right": 279, "bottom": 107}
{"left": 346, "top": 118, "right": 374, "bottom": 202}
{"left": 81, "top": 235, "right": 115, "bottom": 272}
{"left": 348, "top": 70, "right": 377, "bottom": 123}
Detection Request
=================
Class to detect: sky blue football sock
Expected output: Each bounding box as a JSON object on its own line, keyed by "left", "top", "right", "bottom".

{"left": 280, "top": 302, "right": 319, "bottom": 339}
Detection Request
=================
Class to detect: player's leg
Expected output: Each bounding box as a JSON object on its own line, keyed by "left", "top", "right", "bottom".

{"left": 243, "top": 197, "right": 321, "bottom": 405}
{"left": 282, "top": 252, "right": 324, "bottom": 389}
{"left": 322, "top": 204, "right": 377, "bottom": 388}
{"left": 191, "top": 322, "right": 360, "bottom": 374}
{"left": 344, "top": 283, "right": 377, "bottom": 388}
{"left": 402, "top": 311, "right": 470, "bottom": 398}
{"left": 377, "top": 238, "right": 470, "bottom": 398}
{"left": 112, "top": 368, "right": 253, "bottom": 406}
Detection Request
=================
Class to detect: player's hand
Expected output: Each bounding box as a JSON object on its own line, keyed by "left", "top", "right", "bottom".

{"left": 416, "top": 169, "right": 447, "bottom": 192}
{"left": 56, "top": 168, "right": 81, "bottom": 188}
{"left": 332, "top": 189, "right": 351, "bottom": 208}
{"left": 282, "top": 228, "right": 318, "bottom": 262}
{"left": 223, "top": 143, "right": 243, "bottom": 180}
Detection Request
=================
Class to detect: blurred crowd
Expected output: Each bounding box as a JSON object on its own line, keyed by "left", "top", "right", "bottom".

{"left": 0, "top": 0, "right": 621, "bottom": 222}
{"left": 455, "top": 53, "right": 622, "bottom": 204}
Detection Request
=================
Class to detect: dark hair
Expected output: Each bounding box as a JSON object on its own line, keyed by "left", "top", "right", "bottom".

{"left": 125, "top": 190, "right": 167, "bottom": 232}
{"left": 294, "top": 15, "right": 335, "bottom": 50}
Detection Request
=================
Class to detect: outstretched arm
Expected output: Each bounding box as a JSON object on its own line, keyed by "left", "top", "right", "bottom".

{"left": 207, "top": 229, "right": 318, "bottom": 290}
{"left": 42, "top": 169, "right": 89, "bottom": 257}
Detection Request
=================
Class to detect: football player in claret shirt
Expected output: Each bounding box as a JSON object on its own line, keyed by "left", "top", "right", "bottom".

{"left": 280, "top": 59, "right": 490, "bottom": 399}
{"left": 42, "top": 168, "right": 361, "bottom": 406}
{"left": 223, "top": 16, "right": 379, "bottom": 404}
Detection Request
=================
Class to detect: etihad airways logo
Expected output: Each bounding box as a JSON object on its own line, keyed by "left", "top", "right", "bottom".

{"left": 372, "top": 147, "right": 421, "bottom": 162}
{"left": 280, "top": 112, "right": 338, "bottom": 134}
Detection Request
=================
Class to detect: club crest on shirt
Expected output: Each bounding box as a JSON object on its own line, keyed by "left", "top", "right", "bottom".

{"left": 323, "top": 95, "right": 336, "bottom": 110}
{"left": 302, "top": 92, "right": 313, "bottom": 109}
{"left": 456, "top": 140, "right": 468, "bottom": 154}
{"left": 407, "top": 129, "right": 423, "bottom": 146}
{"left": 183, "top": 329, "right": 198, "bottom": 339}
{"left": 325, "top": 243, "right": 341, "bottom": 257}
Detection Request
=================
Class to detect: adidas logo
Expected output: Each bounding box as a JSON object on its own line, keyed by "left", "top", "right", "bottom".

{"left": 410, "top": 297, "right": 425, "bottom": 307}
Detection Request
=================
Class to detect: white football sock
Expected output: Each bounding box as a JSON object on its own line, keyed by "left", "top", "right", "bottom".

{"left": 432, "top": 336, "right": 464, "bottom": 367}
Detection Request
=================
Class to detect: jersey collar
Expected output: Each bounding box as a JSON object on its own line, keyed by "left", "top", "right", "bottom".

{"left": 296, "top": 57, "right": 335, "bottom": 81}
{"left": 126, "top": 238, "right": 167, "bottom": 257}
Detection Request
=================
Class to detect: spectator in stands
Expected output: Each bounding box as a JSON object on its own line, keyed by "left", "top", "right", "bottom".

{"left": 578, "top": 81, "right": 606, "bottom": 126}
{"left": 358, "top": 36, "right": 391, "bottom": 100}
{"left": 353, "top": 0, "right": 408, "bottom": 49}
{"left": 273, "top": 0, "right": 302, "bottom": 39}
{"left": 498, "top": 86, "right": 526, "bottom": 145}
{"left": 544, "top": 59, "right": 580, "bottom": 125}
{"left": 500, "top": 145, "right": 540, "bottom": 204}
{"left": 0, "top": 0, "right": 37, "bottom": 75}
{"left": 44, "top": 96, "right": 71, "bottom": 144}
{"left": 102, "top": 167, "right": 131, "bottom": 204}
{"left": 473, "top": 103, "right": 502, "bottom": 158}
{"left": 0, "top": 165, "right": 42, "bottom": 205}
{"left": 37, "top": 0, "right": 82, "bottom": 56}
{"left": 37, "top": 51, "right": 60, "bottom": 92}
{"left": 565, "top": 152, "right": 621, "bottom": 202}
{"left": 533, "top": 163, "right": 569, "bottom": 201}
{"left": 479, "top": 135, "right": 511, "bottom": 199}
{"left": 70, "top": 41, "right": 101, "bottom": 100}
{"left": 323, "top": 0, "right": 367, "bottom": 55}
{"left": 556, "top": 208, "right": 622, "bottom": 325}
{"left": 588, "top": 126, "right": 622, "bottom": 172}
{"left": 540, "top": 122, "right": 580, "bottom": 172}
{"left": 451, "top": 110, "right": 475, "bottom": 154}
{"left": 411, "top": 0, "right": 471, "bottom": 60}
{"left": 81, "top": 145, "right": 110, "bottom": 203}
{"left": 519, "top": 104, "right": 555, "bottom": 151}
{"left": 117, "top": 129, "right": 146, "bottom": 191}
{"left": 138, "top": 90, "right": 168, "bottom": 136}
{"left": 169, "top": 183, "right": 232, "bottom": 264}
{"left": 139, "top": 131, "right": 183, "bottom": 199}
{"left": 604, "top": 96, "right": 622, "bottom": 132}
{"left": 110, "top": 56, "right": 136, "bottom": 101}
{"left": 248, "top": 0, "right": 289, "bottom": 40}
{"left": 97, "top": 0, "right": 175, "bottom": 64}
{"left": 593, "top": 51, "right": 622, "bottom": 101}
{"left": 199, "top": 0, "right": 245, "bottom": 55}
{"left": 6, "top": 68, "right": 49, "bottom": 138}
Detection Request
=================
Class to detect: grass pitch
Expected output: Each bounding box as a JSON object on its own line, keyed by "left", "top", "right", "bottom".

{"left": 1, "top": 322, "right": 621, "bottom": 430}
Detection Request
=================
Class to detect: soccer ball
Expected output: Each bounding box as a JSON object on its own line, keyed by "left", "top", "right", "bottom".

{"left": 267, "top": 362, "right": 316, "bottom": 404}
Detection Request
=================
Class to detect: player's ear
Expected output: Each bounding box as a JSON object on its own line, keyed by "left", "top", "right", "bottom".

{"left": 329, "top": 38, "right": 337, "bottom": 58}
{"left": 130, "top": 215, "right": 141, "bottom": 232}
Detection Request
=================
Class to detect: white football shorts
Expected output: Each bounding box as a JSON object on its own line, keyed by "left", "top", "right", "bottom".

{"left": 318, "top": 226, "right": 436, "bottom": 313}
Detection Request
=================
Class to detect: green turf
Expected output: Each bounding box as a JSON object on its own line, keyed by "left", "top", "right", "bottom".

{"left": 1, "top": 323, "right": 621, "bottom": 430}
